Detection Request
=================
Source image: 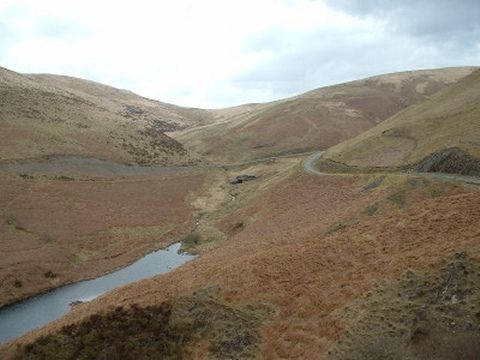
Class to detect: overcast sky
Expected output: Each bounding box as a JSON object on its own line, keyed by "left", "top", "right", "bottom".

{"left": 1, "top": 0, "right": 479, "bottom": 108}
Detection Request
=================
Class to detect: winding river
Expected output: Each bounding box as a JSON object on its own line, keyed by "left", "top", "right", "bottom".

{"left": 0, "top": 242, "right": 194, "bottom": 344}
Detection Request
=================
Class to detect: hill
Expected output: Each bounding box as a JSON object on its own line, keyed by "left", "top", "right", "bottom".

{"left": 323, "top": 68, "right": 480, "bottom": 175}
{"left": 172, "top": 67, "right": 477, "bottom": 163}
{"left": 2, "top": 66, "right": 480, "bottom": 359}
{"left": 0, "top": 67, "right": 209, "bottom": 165}
{"left": 6, "top": 159, "right": 480, "bottom": 359}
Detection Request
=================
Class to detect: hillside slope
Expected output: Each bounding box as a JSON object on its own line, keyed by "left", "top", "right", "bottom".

{"left": 172, "top": 67, "right": 477, "bottom": 163}
{"left": 323, "top": 69, "right": 480, "bottom": 173}
{"left": 0, "top": 68, "right": 208, "bottom": 165}
{"left": 6, "top": 165, "right": 480, "bottom": 359}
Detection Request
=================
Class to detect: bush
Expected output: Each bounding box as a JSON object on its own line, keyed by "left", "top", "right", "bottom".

{"left": 16, "top": 291, "right": 267, "bottom": 359}
{"left": 16, "top": 303, "right": 188, "bottom": 360}
{"left": 180, "top": 232, "right": 202, "bottom": 252}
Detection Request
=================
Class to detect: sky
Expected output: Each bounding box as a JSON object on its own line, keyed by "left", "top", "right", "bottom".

{"left": 0, "top": 0, "right": 479, "bottom": 108}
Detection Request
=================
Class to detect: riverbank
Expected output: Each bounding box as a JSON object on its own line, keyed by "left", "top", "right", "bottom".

{"left": 0, "top": 243, "right": 194, "bottom": 344}
{"left": 0, "top": 168, "right": 205, "bottom": 308}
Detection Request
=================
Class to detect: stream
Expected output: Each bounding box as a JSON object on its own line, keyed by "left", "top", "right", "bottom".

{"left": 0, "top": 242, "right": 194, "bottom": 344}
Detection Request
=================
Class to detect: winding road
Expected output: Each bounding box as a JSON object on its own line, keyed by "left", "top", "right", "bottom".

{"left": 303, "top": 150, "right": 326, "bottom": 175}
{"left": 303, "top": 150, "right": 480, "bottom": 186}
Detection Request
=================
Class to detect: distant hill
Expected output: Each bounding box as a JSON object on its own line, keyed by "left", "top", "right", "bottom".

{"left": 2, "top": 66, "right": 477, "bottom": 167}
{"left": 323, "top": 69, "right": 480, "bottom": 175}
{"left": 0, "top": 67, "right": 209, "bottom": 165}
{"left": 171, "top": 67, "right": 477, "bottom": 163}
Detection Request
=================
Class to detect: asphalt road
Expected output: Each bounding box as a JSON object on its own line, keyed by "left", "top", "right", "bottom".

{"left": 303, "top": 150, "right": 480, "bottom": 186}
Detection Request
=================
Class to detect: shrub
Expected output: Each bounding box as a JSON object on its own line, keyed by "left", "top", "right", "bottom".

{"left": 365, "top": 203, "right": 378, "bottom": 216}
{"left": 16, "top": 303, "right": 188, "bottom": 360}
{"left": 180, "top": 232, "right": 202, "bottom": 252}
{"left": 44, "top": 271, "right": 57, "bottom": 279}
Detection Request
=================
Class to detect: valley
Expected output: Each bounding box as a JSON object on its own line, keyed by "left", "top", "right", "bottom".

{"left": 1, "top": 66, "right": 480, "bottom": 359}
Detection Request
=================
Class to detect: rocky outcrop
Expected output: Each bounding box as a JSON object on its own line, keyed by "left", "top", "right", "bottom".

{"left": 230, "top": 175, "right": 257, "bottom": 184}
{"left": 409, "top": 147, "right": 480, "bottom": 176}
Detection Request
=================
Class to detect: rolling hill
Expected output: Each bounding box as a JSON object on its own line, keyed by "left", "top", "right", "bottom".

{"left": 172, "top": 67, "right": 477, "bottom": 163}
{"left": 323, "top": 68, "right": 480, "bottom": 175}
{"left": 2, "top": 65, "right": 480, "bottom": 359}
{"left": 0, "top": 67, "right": 209, "bottom": 165}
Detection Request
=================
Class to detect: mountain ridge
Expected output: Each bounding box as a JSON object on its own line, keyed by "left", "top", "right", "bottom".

{"left": 171, "top": 66, "right": 478, "bottom": 163}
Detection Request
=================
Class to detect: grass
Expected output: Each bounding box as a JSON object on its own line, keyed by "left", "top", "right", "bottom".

{"left": 329, "top": 251, "right": 480, "bottom": 359}
{"left": 0, "top": 66, "right": 202, "bottom": 166}
{"left": 362, "top": 176, "right": 386, "bottom": 192}
{"left": 364, "top": 203, "right": 378, "bottom": 216}
{"left": 175, "top": 67, "right": 476, "bottom": 164}
{"left": 16, "top": 289, "right": 269, "bottom": 359}
{"left": 16, "top": 303, "right": 187, "bottom": 360}
{"left": 387, "top": 190, "right": 406, "bottom": 207}
{"left": 325, "top": 69, "right": 480, "bottom": 168}
{"left": 336, "top": 327, "right": 480, "bottom": 360}
{"left": 5, "top": 213, "right": 25, "bottom": 231}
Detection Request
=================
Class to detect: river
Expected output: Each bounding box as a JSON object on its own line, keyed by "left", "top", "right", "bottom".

{"left": 0, "top": 242, "right": 194, "bottom": 344}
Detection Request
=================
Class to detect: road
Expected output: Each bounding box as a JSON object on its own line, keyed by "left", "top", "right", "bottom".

{"left": 303, "top": 150, "right": 480, "bottom": 186}
{"left": 303, "top": 150, "right": 326, "bottom": 175}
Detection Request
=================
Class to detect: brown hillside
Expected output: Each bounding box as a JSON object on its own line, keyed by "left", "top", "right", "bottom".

{"left": 0, "top": 168, "right": 206, "bottom": 308}
{"left": 0, "top": 67, "right": 207, "bottom": 165}
{"left": 5, "top": 167, "right": 480, "bottom": 359}
{"left": 172, "top": 67, "right": 477, "bottom": 163}
{"left": 324, "top": 68, "right": 480, "bottom": 170}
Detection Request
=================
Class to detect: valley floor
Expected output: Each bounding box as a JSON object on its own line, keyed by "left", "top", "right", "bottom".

{"left": 0, "top": 157, "right": 206, "bottom": 308}
{"left": 2, "top": 152, "right": 480, "bottom": 359}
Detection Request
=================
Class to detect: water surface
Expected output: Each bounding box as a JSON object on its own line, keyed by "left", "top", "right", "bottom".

{"left": 0, "top": 243, "right": 194, "bottom": 344}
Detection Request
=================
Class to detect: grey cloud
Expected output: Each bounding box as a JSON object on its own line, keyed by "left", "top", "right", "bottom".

{"left": 237, "top": 28, "right": 404, "bottom": 98}
{"left": 234, "top": 1, "right": 480, "bottom": 102}
{"left": 325, "top": 0, "right": 480, "bottom": 44}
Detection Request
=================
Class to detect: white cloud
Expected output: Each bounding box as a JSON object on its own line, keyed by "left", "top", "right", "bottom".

{"left": 0, "top": 0, "right": 478, "bottom": 108}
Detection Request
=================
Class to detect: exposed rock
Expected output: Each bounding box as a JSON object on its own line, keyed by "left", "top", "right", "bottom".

{"left": 69, "top": 300, "right": 84, "bottom": 307}
{"left": 409, "top": 147, "right": 480, "bottom": 176}
{"left": 230, "top": 175, "right": 257, "bottom": 184}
